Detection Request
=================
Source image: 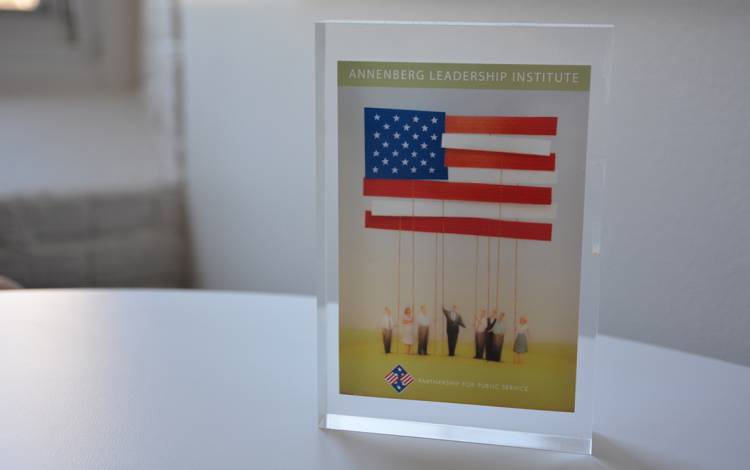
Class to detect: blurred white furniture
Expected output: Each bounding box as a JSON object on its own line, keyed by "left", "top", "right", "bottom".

{"left": 0, "top": 290, "right": 747, "bottom": 469}
{"left": 0, "top": 189, "right": 187, "bottom": 288}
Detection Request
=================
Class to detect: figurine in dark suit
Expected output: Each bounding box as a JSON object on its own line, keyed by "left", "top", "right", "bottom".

{"left": 484, "top": 313, "right": 497, "bottom": 360}
{"left": 381, "top": 307, "right": 394, "bottom": 354}
{"left": 487, "top": 310, "right": 505, "bottom": 362}
{"left": 417, "top": 304, "right": 431, "bottom": 355}
{"left": 442, "top": 304, "right": 466, "bottom": 357}
{"left": 473, "top": 309, "right": 490, "bottom": 359}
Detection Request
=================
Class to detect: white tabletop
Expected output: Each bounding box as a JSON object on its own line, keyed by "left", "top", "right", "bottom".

{"left": 1, "top": 290, "right": 747, "bottom": 469}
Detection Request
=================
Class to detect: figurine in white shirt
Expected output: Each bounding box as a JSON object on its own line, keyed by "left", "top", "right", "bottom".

{"left": 473, "top": 309, "right": 488, "bottom": 359}
{"left": 381, "top": 307, "right": 394, "bottom": 354}
{"left": 401, "top": 307, "right": 416, "bottom": 355}
{"left": 513, "top": 316, "right": 529, "bottom": 364}
{"left": 417, "top": 304, "right": 431, "bottom": 355}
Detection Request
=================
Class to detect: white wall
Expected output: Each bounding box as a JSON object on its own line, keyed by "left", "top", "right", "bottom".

{"left": 0, "top": 93, "right": 178, "bottom": 196}
{"left": 181, "top": 0, "right": 750, "bottom": 365}
{"left": 139, "top": 0, "right": 184, "bottom": 181}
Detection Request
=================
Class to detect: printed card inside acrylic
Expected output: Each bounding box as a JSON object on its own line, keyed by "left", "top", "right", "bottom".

{"left": 317, "top": 21, "right": 613, "bottom": 454}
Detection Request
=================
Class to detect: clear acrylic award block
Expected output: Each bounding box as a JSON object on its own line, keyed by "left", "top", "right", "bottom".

{"left": 316, "top": 21, "right": 613, "bottom": 454}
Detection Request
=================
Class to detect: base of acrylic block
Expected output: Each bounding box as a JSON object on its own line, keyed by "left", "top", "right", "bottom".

{"left": 320, "top": 413, "right": 592, "bottom": 455}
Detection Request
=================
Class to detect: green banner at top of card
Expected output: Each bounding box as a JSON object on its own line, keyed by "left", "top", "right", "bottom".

{"left": 338, "top": 61, "right": 590, "bottom": 91}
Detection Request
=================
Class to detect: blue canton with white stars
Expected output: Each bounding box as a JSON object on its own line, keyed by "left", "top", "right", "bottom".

{"left": 364, "top": 107, "right": 448, "bottom": 180}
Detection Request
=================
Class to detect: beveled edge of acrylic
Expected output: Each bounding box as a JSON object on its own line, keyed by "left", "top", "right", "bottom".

{"left": 320, "top": 413, "right": 592, "bottom": 455}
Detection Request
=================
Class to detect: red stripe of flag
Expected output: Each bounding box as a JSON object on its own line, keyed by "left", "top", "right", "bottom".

{"left": 445, "top": 116, "right": 557, "bottom": 135}
{"left": 445, "top": 149, "right": 556, "bottom": 171}
{"left": 363, "top": 179, "right": 551, "bottom": 205}
{"left": 365, "top": 211, "right": 552, "bottom": 241}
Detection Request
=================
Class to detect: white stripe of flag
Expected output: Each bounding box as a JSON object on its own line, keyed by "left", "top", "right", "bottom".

{"left": 446, "top": 168, "right": 556, "bottom": 185}
{"left": 442, "top": 134, "right": 552, "bottom": 156}
{"left": 369, "top": 198, "right": 557, "bottom": 221}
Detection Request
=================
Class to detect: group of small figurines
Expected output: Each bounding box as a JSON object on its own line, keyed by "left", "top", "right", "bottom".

{"left": 381, "top": 305, "right": 529, "bottom": 363}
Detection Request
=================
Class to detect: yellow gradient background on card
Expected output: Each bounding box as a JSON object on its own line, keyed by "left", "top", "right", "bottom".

{"left": 339, "top": 328, "right": 576, "bottom": 412}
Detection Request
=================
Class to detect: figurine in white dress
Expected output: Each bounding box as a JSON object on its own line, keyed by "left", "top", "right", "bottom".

{"left": 513, "top": 316, "right": 529, "bottom": 364}
{"left": 401, "top": 307, "right": 415, "bottom": 355}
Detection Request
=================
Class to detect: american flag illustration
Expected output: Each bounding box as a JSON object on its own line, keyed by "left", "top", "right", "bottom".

{"left": 384, "top": 365, "right": 415, "bottom": 393}
{"left": 363, "top": 107, "right": 557, "bottom": 241}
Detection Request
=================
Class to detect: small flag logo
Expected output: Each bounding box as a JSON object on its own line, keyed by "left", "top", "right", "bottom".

{"left": 384, "top": 365, "right": 415, "bottom": 393}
